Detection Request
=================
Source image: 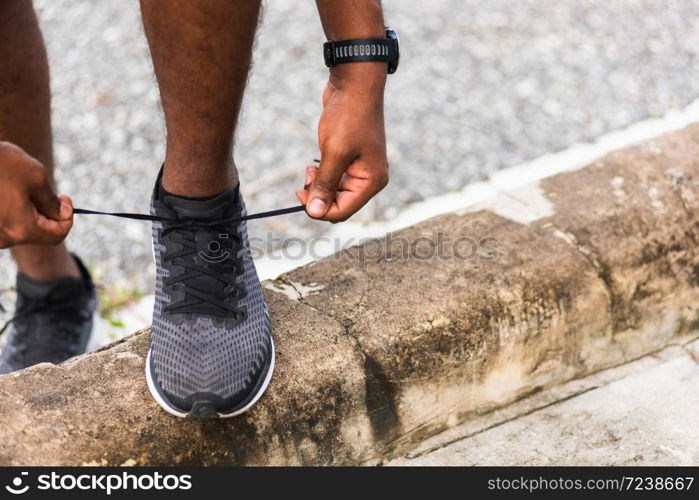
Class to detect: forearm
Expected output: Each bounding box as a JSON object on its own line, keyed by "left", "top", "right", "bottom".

{"left": 315, "top": 0, "right": 387, "bottom": 93}
{"left": 316, "top": 0, "right": 384, "bottom": 39}
{"left": 0, "top": 0, "right": 54, "bottom": 175}
{"left": 300, "top": 1, "right": 390, "bottom": 221}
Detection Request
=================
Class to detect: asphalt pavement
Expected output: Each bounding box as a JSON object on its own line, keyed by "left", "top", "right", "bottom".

{"left": 1, "top": 0, "right": 698, "bottom": 293}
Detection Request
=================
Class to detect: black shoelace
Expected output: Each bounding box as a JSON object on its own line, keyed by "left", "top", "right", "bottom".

{"left": 79, "top": 203, "right": 305, "bottom": 319}
{"left": 72, "top": 204, "right": 305, "bottom": 223}
{"left": 0, "top": 203, "right": 306, "bottom": 334}
{"left": 158, "top": 214, "right": 246, "bottom": 317}
{"left": 1, "top": 160, "right": 320, "bottom": 333}
{"left": 73, "top": 158, "right": 318, "bottom": 222}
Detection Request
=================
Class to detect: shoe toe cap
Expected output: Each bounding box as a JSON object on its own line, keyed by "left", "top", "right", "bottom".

{"left": 147, "top": 347, "right": 273, "bottom": 418}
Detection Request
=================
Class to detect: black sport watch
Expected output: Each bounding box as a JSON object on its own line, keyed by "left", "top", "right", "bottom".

{"left": 323, "top": 27, "right": 400, "bottom": 74}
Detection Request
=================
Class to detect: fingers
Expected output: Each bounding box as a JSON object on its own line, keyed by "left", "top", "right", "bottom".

{"left": 297, "top": 159, "right": 388, "bottom": 223}
{"left": 34, "top": 211, "right": 74, "bottom": 245}
{"left": 28, "top": 167, "right": 66, "bottom": 220}
{"left": 0, "top": 213, "right": 72, "bottom": 248}
{"left": 0, "top": 143, "right": 74, "bottom": 248}
{"left": 27, "top": 171, "right": 73, "bottom": 244}
{"left": 323, "top": 173, "right": 384, "bottom": 222}
{"left": 306, "top": 150, "right": 349, "bottom": 219}
{"left": 55, "top": 194, "right": 74, "bottom": 221}
{"left": 295, "top": 165, "right": 316, "bottom": 206}
{"left": 0, "top": 196, "right": 73, "bottom": 248}
{"left": 8, "top": 182, "right": 72, "bottom": 247}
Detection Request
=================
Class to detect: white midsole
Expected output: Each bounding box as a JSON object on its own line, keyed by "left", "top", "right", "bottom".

{"left": 145, "top": 337, "right": 275, "bottom": 418}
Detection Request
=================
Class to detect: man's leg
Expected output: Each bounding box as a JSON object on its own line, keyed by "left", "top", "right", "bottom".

{"left": 140, "top": 0, "right": 262, "bottom": 197}
{"left": 0, "top": 1, "right": 96, "bottom": 376}
{"left": 140, "top": 0, "right": 274, "bottom": 418}
{"left": 0, "top": 0, "right": 79, "bottom": 280}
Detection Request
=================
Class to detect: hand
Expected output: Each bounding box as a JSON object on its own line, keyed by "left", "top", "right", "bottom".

{"left": 297, "top": 64, "right": 389, "bottom": 222}
{"left": 0, "top": 141, "right": 73, "bottom": 249}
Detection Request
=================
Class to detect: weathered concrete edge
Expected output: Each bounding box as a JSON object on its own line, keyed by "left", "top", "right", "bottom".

{"left": 387, "top": 340, "right": 699, "bottom": 465}
{"left": 0, "top": 124, "right": 697, "bottom": 466}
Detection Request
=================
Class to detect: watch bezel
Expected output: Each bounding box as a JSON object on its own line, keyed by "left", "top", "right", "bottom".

{"left": 385, "top": 27, "right": 400, "bottom": 74}
{"left": 323, "top": 41, "right": 336, "bottom": 67}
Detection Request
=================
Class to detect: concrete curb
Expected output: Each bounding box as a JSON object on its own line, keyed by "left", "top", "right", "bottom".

{"left": 0, "top": 125, "right": 697, "bottom": 465}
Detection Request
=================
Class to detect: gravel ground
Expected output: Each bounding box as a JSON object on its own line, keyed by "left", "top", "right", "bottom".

{"left": 0, "top": 0, "right": 698, "bottom": 294}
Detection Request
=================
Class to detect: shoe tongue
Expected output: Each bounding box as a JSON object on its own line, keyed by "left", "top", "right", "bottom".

{"left": 162, "top": 187, "right": 242, "bottom": 294}
{"left": 162, "top": 188, "right": 239, "bottom": 220}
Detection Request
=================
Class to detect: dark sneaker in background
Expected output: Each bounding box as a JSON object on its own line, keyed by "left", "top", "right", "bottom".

{"left": 147, "top": 172, "right": 274, "bottom": 419}
{"left": 0, "top": 255, "right": 96, "bottom": 375}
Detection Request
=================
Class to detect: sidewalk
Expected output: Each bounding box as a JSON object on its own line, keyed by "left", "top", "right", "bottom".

{"left": 6, "top": 0, "right": 698, "bottom": 291}
{"left": 388, "top": 337, "right": 699, "bottom": 466}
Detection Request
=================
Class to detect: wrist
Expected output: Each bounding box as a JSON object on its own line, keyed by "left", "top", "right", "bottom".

{"left": 329, "top": 62, "right": 387, "bottom": 94}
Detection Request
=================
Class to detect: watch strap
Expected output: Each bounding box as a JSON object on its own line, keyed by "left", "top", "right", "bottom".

{"left": 324, "top": 37, "right": 398, "bottom": 67}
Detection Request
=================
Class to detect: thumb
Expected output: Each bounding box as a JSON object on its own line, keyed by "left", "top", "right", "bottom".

{"left": 29, "top": 174, "right": 68, "bottom": 220}
{"left": 34, "top": 195, "right": 74, "bottom": 245}
{"left": 307, "top": 154, "right": 345, "bottom": 219}
{"left": 55, "top": 194, "right": 74, "bottom": 221}
{"left": 35, "top": 212, "right": 73, "bottom": 245}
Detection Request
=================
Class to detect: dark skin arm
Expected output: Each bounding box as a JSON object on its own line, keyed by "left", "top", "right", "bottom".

{"left": 297, "top": 0, "right": 389, "bottom": 222}
{"left": 0, "top": 141, "right": 73, "bottom": 249}
{"left": 0, "top": 1, "right": 73, "bottom": 251}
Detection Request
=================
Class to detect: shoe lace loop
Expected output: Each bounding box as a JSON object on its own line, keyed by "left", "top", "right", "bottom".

{"left": 160, "top": 216, "right": 246, "bottom": 318}
{"left": 0, "top": 204, "right": 305, "bottom": 328}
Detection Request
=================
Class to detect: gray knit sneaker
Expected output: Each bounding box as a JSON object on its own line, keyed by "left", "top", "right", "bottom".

{"left": 146, "top": 173, "right": 274, "bottom": 418}
{"left": 0, "top": 255, "right": 96, "bottom": 375}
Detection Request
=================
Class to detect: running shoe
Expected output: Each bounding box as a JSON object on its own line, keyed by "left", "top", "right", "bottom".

{"left": 146, "top": 171, "right": 274, "bottom": 418}
{"left": 0, "top": 255, "right": 96, "bottom": 375}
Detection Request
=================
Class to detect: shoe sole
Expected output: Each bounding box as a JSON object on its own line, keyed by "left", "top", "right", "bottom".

{"left": 145, "top": 337, "right": 275, "bottom": 419}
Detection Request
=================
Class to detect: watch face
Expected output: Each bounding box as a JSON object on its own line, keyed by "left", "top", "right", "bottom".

{"left": 386, "top": 27, "right": 400, "bottom": 74}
